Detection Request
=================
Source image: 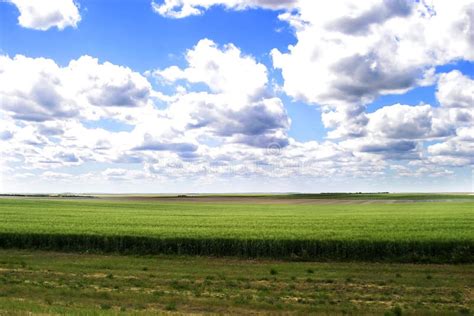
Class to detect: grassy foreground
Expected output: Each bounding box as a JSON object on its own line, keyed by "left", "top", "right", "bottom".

{"left": 0, "top": 250, "right": 472, "bottom": 315}
{"left": 0, "top": 198, "right": 473, "bottom": 262}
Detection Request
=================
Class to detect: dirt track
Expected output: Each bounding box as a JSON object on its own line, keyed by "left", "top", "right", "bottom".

{"left": 99, "top": 196, "right": 429, "bottom": 204}
{"left": 2, "top": 194, "right": 471, "bottom": 205}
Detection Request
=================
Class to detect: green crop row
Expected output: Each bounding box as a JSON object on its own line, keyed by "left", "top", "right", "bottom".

{"left": 0, "top": 233, "right": 472, "bottom": 263}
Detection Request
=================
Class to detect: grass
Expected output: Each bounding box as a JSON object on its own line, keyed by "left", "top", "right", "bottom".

{"left": 0, "top": 249, "right": 472, "bottom": 315}
{"left": 0, "top": 198, "right": 472, "bottom": 262}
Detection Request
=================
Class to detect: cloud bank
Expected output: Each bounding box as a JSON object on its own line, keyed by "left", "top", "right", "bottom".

{"left": 1, "top": 0, "right": 473, "bottom": 191}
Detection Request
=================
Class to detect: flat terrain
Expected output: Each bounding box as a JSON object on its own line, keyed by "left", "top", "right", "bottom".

{"left": 73, "top": 192, "right": 474, "bottom": 205}
{"left": 0, "top": 194, "right": 472, "bottom": 314}
{"left": 1, "top": 198, "right": 473, "bottom": 240}
{"left": 0, "top": 250, "right": 472, "bottom": 315}
{"left": 0, "top": 198, "right": 473, "bottom": 262}
{"left": 3, "top": 192, "right": 474, "bottom": 204}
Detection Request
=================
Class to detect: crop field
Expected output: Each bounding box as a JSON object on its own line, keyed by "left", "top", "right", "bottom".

{"left": 0, "top": 197, "right": 473, "bottom": 262}
{"left": 0, "top": 195, "right": 473, "bottom": 314}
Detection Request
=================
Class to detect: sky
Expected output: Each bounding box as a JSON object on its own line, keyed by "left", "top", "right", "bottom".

{"left": 0, "top": 0, "right": 473, "bottom": 193}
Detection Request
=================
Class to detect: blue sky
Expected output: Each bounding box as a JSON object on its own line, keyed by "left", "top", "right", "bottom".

{"left": 0, "top": 0, "right": 322, "bottom": 141}
{"left": 0, "top": 1, "right": 294, "bottom": 69}
{"left": 0, "top": 0, "right": 473, "bottom": 193}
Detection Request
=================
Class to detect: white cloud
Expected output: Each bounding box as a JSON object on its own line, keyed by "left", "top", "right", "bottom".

{"left": 151, "top": 0, "right": 474, "bottom": 145}
{"left": 271, "top": 0, "right": 473, "bottom": 108}
{"left": 321, "top": 104, "right": 368, "bottom": 139}
{"left": 1, "top": 13, "right": 472, "bottom": 192}
{"left": 427, "top": 126, "right": 474, "bottom": 166}
{"left": 269, "top": 0, "right": 473, "bottom": 138}
{"left": 9, "top": 0, "right": 81, "bottom": 31}
{"left": 390, "top": 163, "right": 454, "bottom": 178}
{"left": 154, "top": 39, "right": 290, "bottom": 148}
{"left": 0, "top": 55, "right": 78, "bottom": 121}
{"left": 69, "top": 56, "right": 151, "bottom": 109}
{"left": 41, "top": 171, "right": 76, "bottom": 180}
{"left": 338, "top": 70, "right": 473, "bottom": 163}
{"left": 101, "top": 168, "right": 150, "bottom": 181}
{"left": 436, "top": 70, "right": 474, "bottom": 109}
{"left": 164, "top": 93, "right": 290, "bottom": 147}
{"left": 431, "top": 71, "right": 474, "bottom": 144}
{"left": 155, "top": 39, "right": 268, "bottom": 102}
{"left": 367, "top": 104, "right": 445, "bottom": 140}
{"left": 151, "top": 0, "right": 295, "bottom": 18}
{"left": 0, "top": 39, "right": 292, "bottom": 179}
{"left": 341, "top": 135, "right": 422, "bottom": 161}
{"left": 0, "top": 55, "right": 152, "bottom": 122}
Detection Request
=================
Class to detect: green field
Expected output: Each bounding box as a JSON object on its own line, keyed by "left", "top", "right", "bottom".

{"left": 178, "top": 193, "right": 474, "bottom": 200}
{"left": 0, "top": 198, "right": 473, "bottom": 262}
{"left": 276, "top": 193, "right": 474, "bottom": 200}
{"left": 0, "top": 250, "right": 472, "bottom": 315}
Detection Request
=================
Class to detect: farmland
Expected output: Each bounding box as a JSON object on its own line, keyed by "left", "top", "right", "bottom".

{"left": 0, "top": 197, "right": 473, "bottom": 262}
{"left": 0, "top": 195, "right": 473, "bottom": 314}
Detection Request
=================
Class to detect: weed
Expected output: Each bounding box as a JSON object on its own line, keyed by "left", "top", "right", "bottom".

{"left": 165, "top": 302, "right": 177, "bottom": 311}
{"left": 100, "top": 303, "right": 111, "bottom": 310}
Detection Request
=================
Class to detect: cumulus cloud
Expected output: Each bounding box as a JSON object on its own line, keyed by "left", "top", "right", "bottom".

{"left": 151, "top": 0, "right": 473, "bottom": 144}
{"left": 0, "top": 55, "right": 77, "bottom": 122}
{"left": 321, "top": 104, "right": 368, "bottom": 139}
{"left": 133, "top": 132, "right": 199, "bottom": 159}
{"left": 432, "top": 71, "right": 474, "bottom": 141}
{"left": 151, "top": 0, "right": 296, "bottom": 18}
{"left": 0, "top": 55, "right": 152, "bottom": 122}
{"left": 0, "top": 38, "right": 292, "bottom": 180}
{"left": 154, "top": 39, "right": 291, "bottom": 148}
{"left": 325, "top": 0, "right": 412, "bottom": 36}
{"left": 427, "top": 126, "right": 474, "bottom": 166}
{"left": 2, "top": 0, "right": 473, "bottom": 192}
{"left": 272, "top": 0, "right": 473, "bottom": 107}
{"left": 0, "top": 55, "right": 171, "bottom": 171}
{"left": 68, "top": 56, "right": 152, "bottom": 110}
{"left": 164, "top": 93, "right": 290, "bottom": 147}
{"left": 436, "top": 70, "right": 474, "bottom": 109}
{"left": 155, "top": 39, "right": 268, "bottom": 101}
{"left": 269, "top": 0, "right": 474, "bottom": 138}
{"left": 339, "top": 133, "right": 422, "bottom": 161}
{"left": 334, "top": 69, "right": 473, "bottom": 162}
{"left": 8, "top": 0, "right": 81, "bottom": 31}
{"left": 366, "top": 104, "right": 451, "bottom": 139}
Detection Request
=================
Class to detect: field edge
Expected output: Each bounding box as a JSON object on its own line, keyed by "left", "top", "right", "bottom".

{"left": 0, "top": 232, "right": 472, "bottom": 263}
